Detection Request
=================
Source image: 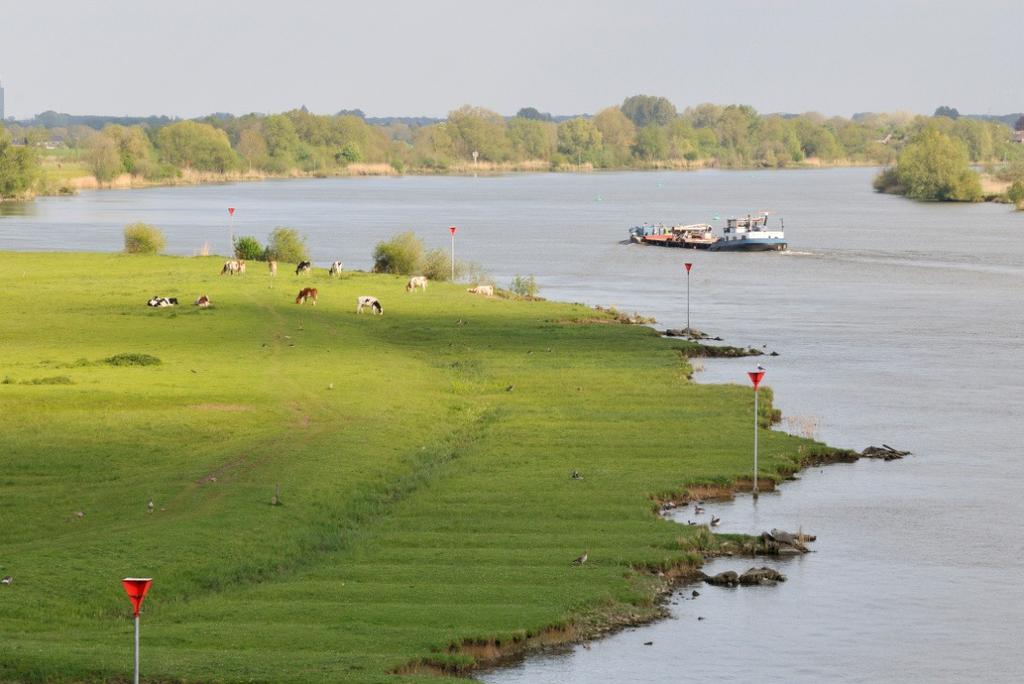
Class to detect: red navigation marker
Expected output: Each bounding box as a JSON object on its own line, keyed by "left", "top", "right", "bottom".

{"left": 449, "top": 226, "right": 457, "bottom": 236}
{"left": 747, "top": 370, "right": 765, "bottom": 390}
{"left": 228, "top": 207, "right": 236, "bottom": 216}
{"left": 684, "top": 262, "right": 692, "bottom": 273}
{"left": 121, "top": 578, "right": 152, "bottom": 616}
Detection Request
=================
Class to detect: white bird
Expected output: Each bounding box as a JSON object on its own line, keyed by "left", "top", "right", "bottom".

{"left": 710, "top": 516, "right": 721, "bottom": 526}
{"left": 571, "top": 469, "right": 583, "bottom": 480}
{"left": 572, "top": 551, "right": 589, "bottom": 566}
{"left": 1, "top": 576, "right": 12, "bottom": 585}
{"left": 147, "top": 499, "right": 155, "bottom": 513}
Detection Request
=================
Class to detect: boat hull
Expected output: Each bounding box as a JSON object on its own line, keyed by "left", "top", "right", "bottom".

{"left": 708, "top": 239, "right": 787, "bottom": 252}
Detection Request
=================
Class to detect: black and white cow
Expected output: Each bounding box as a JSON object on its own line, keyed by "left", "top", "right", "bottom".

{"left": 295, "top": 261, "right": 312, "bottom": 275}
{"left": 356, "top": 296, "right": 383, "bottom": 315}
{"left": 147, "top": 296, "right": 179, "bottom": 307}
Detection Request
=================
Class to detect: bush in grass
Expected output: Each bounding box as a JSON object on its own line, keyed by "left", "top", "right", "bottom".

{"left": 509, "top": 275, "right": 539, "bottom": 297}
{"left": 104, "top": 353, "right": 161, "bottom": 367}
{"left": 265, "top": 227, "right": 309, "bottom": 263}
{"left": 22, "top": 375, "right": 74, "bottom": 385}
{"left": 373, "top": 231, "right": 425, "bottom": 275}
{"left": 123, "top": 223, "right": 166, "bottom": 254}
{"left": 233, "top": 235, "right": 266, "bottom": 261}
{"left": 421, "top": 247, "right": 454, "bottom": 281}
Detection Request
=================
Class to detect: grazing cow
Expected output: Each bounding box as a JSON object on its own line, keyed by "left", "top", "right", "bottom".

{"left": 356, "top": 296, "right": 383, "bottom": 315}
{"left": 406, "top": 276, "right": 428, "bottom": 292}
{"left": 221, "top": 259, "right": 246, "bottom": 275}
{"left": 268, "top": 260, "right": 278, "bottom": 276}
{"left": 467, "top": 285, "right": 494, "bottom": 296}
{"left": 295, "top": 261, "right": 312, "bottom": 275}
{"left": 328, "top": 261, "right": 344, "bottom": 277}
{"left": 147, "top": 296, "right": 179, "bottom": 307}
{"left": 195, "top": 295, "right": 211, "bottom": 308}
{"left": 295, "top": 287, "right": 318, "bottom": 305}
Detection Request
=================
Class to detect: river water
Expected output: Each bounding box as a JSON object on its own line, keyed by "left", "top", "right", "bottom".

{"left": 3, "top": 169, "right": 1022, "bottom": 682}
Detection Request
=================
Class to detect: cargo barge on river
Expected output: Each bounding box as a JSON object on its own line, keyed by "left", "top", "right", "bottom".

{"left": 629, "top": 213, "right": 787, "bottom": 252}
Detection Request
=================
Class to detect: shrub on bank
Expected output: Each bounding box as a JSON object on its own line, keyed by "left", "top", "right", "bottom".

{"left": 233, "top": 235, "right": 266, "bottom": 261}
{"left": 265, "top": 227, "right": 309, "bottom": 263}
{"left": 509, "top": 275, "right": 539, "bottom": 297}
{"left": 123, "top": 223, "right": 166, "bottom": 254}
{"left": 373, "top": 231, "right": 481, "bottom": 282}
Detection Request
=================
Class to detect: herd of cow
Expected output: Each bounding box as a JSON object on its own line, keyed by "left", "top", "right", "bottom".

{"left": 146, "top": 260, "right": 494, "bottom": 315}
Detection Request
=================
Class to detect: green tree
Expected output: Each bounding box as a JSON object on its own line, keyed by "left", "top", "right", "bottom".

{"left": 557, "top": 118, "right": 602, "bottom": 164}
{"left": 632, "top": 125, "right": 668, "bottom": 161}
{"left": 593, "top": 107, "right": 636, "bottom": 164}
{"left": 516, "top": 107, "right": 553, "bottom": 122}
{"left": 1007, "top": 180, "right": 1024, "bottom": 208}
{"left": 507, "top": 118, "right": 556, "bottom": 160}
{"left": 265, "top": 227, "right": 309, "bottom": 262}
{"left": 621, "top": 95, "right": 677, "bottom": 128}
{"left": 447, "top": 106, "right": 510, "bottom": 162}
{"left": 233, "top": 235, "right": 266, "bottom": 261}
{"left": 372, "top": 231, "right": 425, "bottom": 275}
{"left": 236, "top": 127, "right": 268, "bottom": 171}
{"left": 892, "top": 127, "right": 982, "bottom": 201}
{"left": 85, "top": 133, "right": 123, "bottom": 182}
{"left": 260, "top": 115, "right": 300, "bottom": 171}
{"left": 933, "top": 106, "right": 960, "bottom": 119}
{"left": 123, "top": 223, "right": 166, "bottom": 254}
{"left": 156, "top": 121, "right": 238, "bottom": 172}
{"left": 0, "top": 128, "right": 39, "bottom": 199}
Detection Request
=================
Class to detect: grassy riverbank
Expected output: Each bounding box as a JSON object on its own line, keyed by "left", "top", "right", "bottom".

{"left": 0, "top": 253, "right": 828, "bottom": 683}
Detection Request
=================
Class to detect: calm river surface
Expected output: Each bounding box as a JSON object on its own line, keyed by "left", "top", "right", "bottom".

{"left": 3, "top": 169, "right": 1022, "bottom": 682}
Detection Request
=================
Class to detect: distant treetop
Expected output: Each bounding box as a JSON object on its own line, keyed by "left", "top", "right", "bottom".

{"left": 934, "top": 106, "right": 960, "bottom": 119}
{"left": 336, "top": 109, "right": 366, "bottom": 119}
{"left": 516, "top": 107, "right": 553, "bottom": 122}
{"left": 620, "top": 95, "right": 678, "bottom": 128}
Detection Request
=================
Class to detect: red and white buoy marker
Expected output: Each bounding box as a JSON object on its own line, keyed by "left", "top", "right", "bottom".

{"left": 747, "top": 369, "right": 766, "bottom": 499}
{"left": 122, "top": 578, "right": 152, "bottom": 684}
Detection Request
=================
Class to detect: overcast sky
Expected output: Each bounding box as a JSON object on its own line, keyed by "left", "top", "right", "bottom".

{"left": 1, "top": 0, "right": 1019, "bottom": 119}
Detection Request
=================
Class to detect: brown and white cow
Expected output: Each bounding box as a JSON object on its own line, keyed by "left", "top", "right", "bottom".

{"left": 406, "top": 276, "right": 428, "bottom": 292}
{"left": 195, "top": 295, "right": 211, "bottom": 308}
{"left": 268, "top": 260, "right": 278, "bottom": 276}
{"left": 296, "top": 287, "right": 318, "bottom": 305}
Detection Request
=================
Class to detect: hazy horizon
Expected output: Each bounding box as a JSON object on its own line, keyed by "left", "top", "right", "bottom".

{"left": 1, "top": 0, "right": 1020, "bottom": 120}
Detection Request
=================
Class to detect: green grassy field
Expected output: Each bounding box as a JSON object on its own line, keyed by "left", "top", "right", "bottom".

{"left": 0, "top": 252, "right": 824, "bottom": 683}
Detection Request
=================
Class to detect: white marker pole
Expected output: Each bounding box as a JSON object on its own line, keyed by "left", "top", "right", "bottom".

{"left": 133, "top": 614, "right": 140, "bottom": 684}
{"left": 449, "top": 226, "right": 457, "bottom": 280}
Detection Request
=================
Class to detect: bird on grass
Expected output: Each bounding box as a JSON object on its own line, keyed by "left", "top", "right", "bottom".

{"left": 571, "top": 469, "right": 583, "bottom": 480}
{"left": 572, "top": 550, "right": 589, "bottom": 566}
{"left": 147, "top": 499, "right": 154, "bottom": 514}
{"left": 710, "top": 516, "right": 721, "bottom": 527}
{"left": 73, "top": 511, "right": 85, "bottom": 519}
{"left": 505, "top": 384, "right": 515, "bottom": 392}
{"left": 1, "top": 576, "right": 12, "bottom": 585}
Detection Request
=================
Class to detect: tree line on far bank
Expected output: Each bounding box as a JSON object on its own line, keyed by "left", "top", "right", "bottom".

{"left": 2, "top": 96, "right": 1024, "bottom": 203}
